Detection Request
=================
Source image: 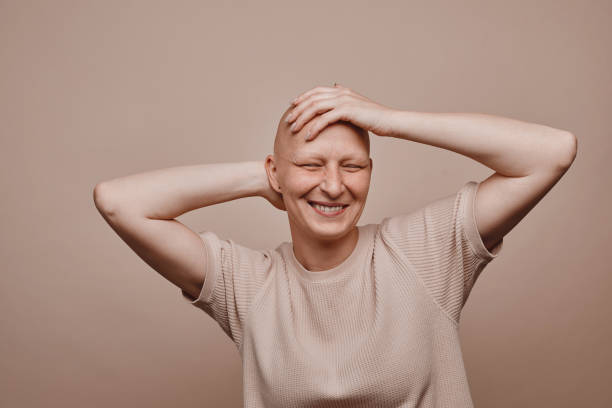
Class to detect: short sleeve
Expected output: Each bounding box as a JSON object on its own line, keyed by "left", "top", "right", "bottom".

{"left": 180, "top": 230, "right": 273, "bottom": 350}
{"left": 380, "top": 181, "right": 503, "bottom": 324}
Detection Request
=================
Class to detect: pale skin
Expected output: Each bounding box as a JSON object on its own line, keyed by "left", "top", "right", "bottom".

{"left": 93, "top": 84, "right": 577, "bottom": 301}
{"left": 285, "top": 84, "right": 578, "bottom": 252}
{"left": 264, "top": 110, "right": 373, "bottom": 272}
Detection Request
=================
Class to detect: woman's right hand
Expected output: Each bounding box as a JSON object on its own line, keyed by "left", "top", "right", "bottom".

{"left": 258, "top": 161, "right": 286, "bottom": 211}
{"left": 261, "top": 181, "right": 286, "bottom": 211}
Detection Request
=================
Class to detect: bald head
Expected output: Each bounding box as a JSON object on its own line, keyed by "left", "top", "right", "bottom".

{"left": 273, "top": 106, "right": 295, "bottom": 157}
{"left": 264, "top": 104, "right": 373, "bottom": 219}
{"left": 273, "top": 105, "right": 370, "bottom": 159}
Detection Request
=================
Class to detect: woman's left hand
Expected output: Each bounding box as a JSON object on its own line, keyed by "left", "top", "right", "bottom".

{"left": 286, "top": 84, "right": 397, "bottom": 141}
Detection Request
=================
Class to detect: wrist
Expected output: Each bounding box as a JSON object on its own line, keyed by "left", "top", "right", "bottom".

{"left": 251, "top": 160, "right": 270, "bottom": 198}
{"left": 382, "top": 109, "right": 408, "bottom": 138}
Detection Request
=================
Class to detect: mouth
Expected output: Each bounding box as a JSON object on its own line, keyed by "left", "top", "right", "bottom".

{"left": 307, "top": 200, "right": 350, "bottom": 217}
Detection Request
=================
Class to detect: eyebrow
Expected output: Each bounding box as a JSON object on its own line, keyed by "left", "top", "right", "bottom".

{"left": 291, "top": 152, "right": 369, "bottom": 162}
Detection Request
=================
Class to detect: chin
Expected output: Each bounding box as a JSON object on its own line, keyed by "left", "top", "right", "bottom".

{"left": 307, "top": 221, "right": 354, "bottom": 241}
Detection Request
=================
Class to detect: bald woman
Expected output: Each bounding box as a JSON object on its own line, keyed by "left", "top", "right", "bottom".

{"left": 94, "top": 84, "right": 576, "bottom": 407}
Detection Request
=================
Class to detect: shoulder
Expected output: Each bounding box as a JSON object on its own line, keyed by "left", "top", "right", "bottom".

{"left": 379, "top": 182, "right": 476, "bottom": 236}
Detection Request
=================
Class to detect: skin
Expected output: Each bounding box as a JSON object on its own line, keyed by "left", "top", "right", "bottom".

{"left": 284, "top": 84, "right": 576, "bottom": 256}
{"left": 264, "top": 106, "right": 373, "bottom": 272}
{"left": 94, "top": 83, "right": 576, "bottom": 300}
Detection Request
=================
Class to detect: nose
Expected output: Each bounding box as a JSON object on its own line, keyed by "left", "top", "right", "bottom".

{"left": 319, "top": 165, "right": 345, "bottom": 198}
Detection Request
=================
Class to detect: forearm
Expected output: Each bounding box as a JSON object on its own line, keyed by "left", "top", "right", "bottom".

{"left": 94, "top": 161, "right": 268, "bottom": 219}
{"left": 383, "top": 110, "right": 576, "bottom": 176}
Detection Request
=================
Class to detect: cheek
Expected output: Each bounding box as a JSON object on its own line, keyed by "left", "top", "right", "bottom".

{"left": 283, "top": 173, "right": 320, "bottom": 195}
{"left": 283, "top": 170, "right": 371, "bottom": 198}
{"left": 346, "top": 175, "right": 371, "bottom": 197}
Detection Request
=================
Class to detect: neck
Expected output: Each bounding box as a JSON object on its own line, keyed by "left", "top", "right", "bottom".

{"left": 290, "top": 225, "right": 359, "bottom": 272}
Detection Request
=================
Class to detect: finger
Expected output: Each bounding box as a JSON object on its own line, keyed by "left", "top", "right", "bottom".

{"left": 287, "top": 91, "right": 336, "bottom": 123}
{"left": 290, "top": 97, "right": 337, "bottom": 133}
{"left": 287, "top": 91, "right": 335, "bottom": 123}
{"left": 304, "top": 107, "right": 347, "bottom": 141}
{"left": 291, "top": 85, "right": 336, "bottom": 106}
{"left": 332, "top": 84, "right": 366, "bottom": 102}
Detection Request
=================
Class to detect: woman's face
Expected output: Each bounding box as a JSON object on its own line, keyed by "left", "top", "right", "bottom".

{"left": 268, "top": 121, "right": 373, "bottom": 242}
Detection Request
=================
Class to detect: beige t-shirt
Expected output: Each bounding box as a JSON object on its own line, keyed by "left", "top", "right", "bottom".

{"left": 181, "top": 180, "right": 503, "bottom": 407}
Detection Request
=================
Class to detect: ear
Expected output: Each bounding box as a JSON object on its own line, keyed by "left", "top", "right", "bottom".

{"left": 264, "top": 154, "right": 282, "bottom": 193}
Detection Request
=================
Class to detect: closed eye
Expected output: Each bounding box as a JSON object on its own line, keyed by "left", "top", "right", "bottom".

{"left": 299, "top": 164, "right": 365, "bottom": 169}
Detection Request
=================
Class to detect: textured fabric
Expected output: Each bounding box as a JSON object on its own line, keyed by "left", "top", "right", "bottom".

{"left": 181, "top": 180, "right": 503, "bottom": 407}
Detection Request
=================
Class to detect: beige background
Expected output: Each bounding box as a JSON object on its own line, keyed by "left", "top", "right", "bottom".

{"left": 1, "top": 0, "right": 610, "bottom": 407}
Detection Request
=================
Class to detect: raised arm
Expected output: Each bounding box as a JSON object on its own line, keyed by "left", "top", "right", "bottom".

{"left": 93, "top": 161, "right": 283, "bottom": 300}
{"left": 286, "top": 84, "right": 577, "bottom": 253}
{"left": 376, "top": 110, "right": 577, "bottom": 252}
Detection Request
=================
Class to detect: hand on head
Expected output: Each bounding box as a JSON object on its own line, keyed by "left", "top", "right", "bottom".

{"left": 285, "top": 83, "right": 395, "bottom": 141}
{"left": 262, "top": 88, "right": 374, "bottom": 242}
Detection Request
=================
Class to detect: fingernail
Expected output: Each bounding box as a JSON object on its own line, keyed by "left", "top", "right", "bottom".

{"left": 290, "top": 122, "right": 296, "bottom": 131}
{"left": 285, "top": 113, "right": 292, "bottom": 123}
{"left": 305, "top": 131, "right": 310, "bottom": 140}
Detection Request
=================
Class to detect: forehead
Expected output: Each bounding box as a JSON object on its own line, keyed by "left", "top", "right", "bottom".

{"left": 289, "top": 123, "right": 369, "bottom": 160}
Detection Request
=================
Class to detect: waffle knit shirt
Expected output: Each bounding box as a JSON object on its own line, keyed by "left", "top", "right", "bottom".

{"left": 181, "top": 180, "right": 503, "bottom": 407}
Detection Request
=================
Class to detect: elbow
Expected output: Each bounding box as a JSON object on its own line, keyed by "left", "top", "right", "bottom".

{"left": 93, "top": 182, "right": 121, "bottom": 217}
{"left": 540, "top": 130, "right": 577, "bottom": 173}
{"left": 535, "top": 130, "right": 577, "bottom": 176}
{"left": 556, "top": 131, "right": 578, "bottom": 170}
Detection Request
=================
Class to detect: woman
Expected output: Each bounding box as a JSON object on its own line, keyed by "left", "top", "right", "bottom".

{"left": 93, "top": 84, "right": 577, "bottom": 407}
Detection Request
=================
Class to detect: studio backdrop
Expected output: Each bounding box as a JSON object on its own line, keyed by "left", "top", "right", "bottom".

{"left": 1, "top": 1, "right": 610, "bottom": 407}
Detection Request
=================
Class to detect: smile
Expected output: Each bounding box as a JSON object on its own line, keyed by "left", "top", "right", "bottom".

{"left": 308, "top": 201, "right": 349, "bottom": 217}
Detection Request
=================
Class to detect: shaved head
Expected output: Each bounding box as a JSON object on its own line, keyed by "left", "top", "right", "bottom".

{"left": 264, "top": 103, "right": 374, "bottom": 247}
{"left": 273, "top": 105, "right": 370, "bottom": 159}
{"left": 273, "top": 106, "right": 295, "bottom": 157}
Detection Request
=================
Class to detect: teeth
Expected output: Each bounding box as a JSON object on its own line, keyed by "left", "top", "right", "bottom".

{"left": 313, "top": 203, "right": 344, "bottom": 213}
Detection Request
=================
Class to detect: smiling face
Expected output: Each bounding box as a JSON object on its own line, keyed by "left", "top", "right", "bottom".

{"left": 266, "top": 106, "right": 373, "bottom": 243}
